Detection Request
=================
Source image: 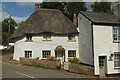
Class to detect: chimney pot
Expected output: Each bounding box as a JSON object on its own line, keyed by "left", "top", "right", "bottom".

{"left": 35, "top": 3, "right": 39, "bottom": 11}
{"left": 73, "top": 14, "right": 77, "bottom": 26}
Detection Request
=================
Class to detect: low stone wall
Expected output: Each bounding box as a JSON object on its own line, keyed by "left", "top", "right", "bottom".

{"left": 69, "top": 63, "right": 94, "bottom": 76}
{"left": 1, "top": 46, "right": 14, "bottom": 55}
{"left": 20, "top": 57, "right": 61, "bottom": 69}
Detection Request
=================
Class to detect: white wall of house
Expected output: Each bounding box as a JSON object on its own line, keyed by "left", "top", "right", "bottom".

{"left": 13, "top": 35, "right": 79, "bottom": 61}
{"left": 93, "top": 25, "right": 120, "bottom": 75}
{"left": 78, "top": 13, "right": 93, "bottom": 65}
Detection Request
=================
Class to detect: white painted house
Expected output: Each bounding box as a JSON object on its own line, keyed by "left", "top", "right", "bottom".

{"left": 12, "top": 4, "right": 79, "bottom": 65}
{"left": 78, "top": 11, "right": 120, "bottom": 77}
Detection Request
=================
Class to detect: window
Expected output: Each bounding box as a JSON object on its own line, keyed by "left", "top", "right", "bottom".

{"left": 25, "top": 51, "right": 32, "bottom": 58}
{"left": 99, "top": 57, "right": 104, "bottom": 67}
{"left": 42, "top": 50, "right": 51, "bottom": 58}
{"left": 26, "top": 35, "right": 32, "bottom": 40}
{"left": 68, "top": 35, "right": 75, "bottom": 40}
{"left": 114, "top": 52, "right": 120, "bottom": 68}
{"left": 113, "top": 27, "right": 120, "bottom": 42}
{"left": 43, "top": 33, "right": 51, "bottom": 40}
{"left": 68, "top": 50, "right": 76, "bottom": 57}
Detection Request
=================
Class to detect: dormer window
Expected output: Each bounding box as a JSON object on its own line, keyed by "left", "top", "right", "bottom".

{"left": 27, "top": 35, "right": 32, "bottom": 40}
{"left": 25, "top": 35, "right": 33, "bottom": 42}
{"left": 42, "top": 33, "right": 52, "bottom": 41}
{"left": 68, "top": 34, "right": 76, "bottom": 42}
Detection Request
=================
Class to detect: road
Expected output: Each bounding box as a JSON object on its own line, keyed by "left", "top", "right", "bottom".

{"left": 2, "top": 62, "right": 94, "bottom": 78}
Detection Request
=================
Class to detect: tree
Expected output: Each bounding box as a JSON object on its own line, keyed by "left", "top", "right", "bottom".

{"left": 18, "top": 21, "right": 24, "bottom": 27}
{"left": 91, "top": 2, "right": 111, "bottom": 12}
{"left": 2, "top": 17, "right": 17, "bottom": 46}
{"left": 40, "top": 2, "right": 87, "bottom": 21}
{"left": 65, "top": 2, "right": 87, "bottom": 21}
{"left": 40, "top": 2, "right": 65, "bottom": 12}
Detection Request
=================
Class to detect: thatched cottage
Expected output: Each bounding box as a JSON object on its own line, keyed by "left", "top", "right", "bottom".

{"left": 12, "top": 3, "right": 79, "bottom": 65}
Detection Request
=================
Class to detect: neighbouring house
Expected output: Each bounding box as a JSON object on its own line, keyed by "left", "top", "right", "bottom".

{"left": 112, "top": 2, "right": 120, "bottom": 18}
{"left": 12, "top": 3, "right": 79, "bottom": 65}
{"left": 78, "top": 11, "right": 120, "bottom": 77}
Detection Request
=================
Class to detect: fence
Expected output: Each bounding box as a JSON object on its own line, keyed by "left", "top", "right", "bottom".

{"left": 20, "top": 57, "right": 61, "bottom": 69}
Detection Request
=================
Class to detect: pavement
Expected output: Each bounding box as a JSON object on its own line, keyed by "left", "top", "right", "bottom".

{"left": 2, "top": 62, "right": 95, "bottom": 78}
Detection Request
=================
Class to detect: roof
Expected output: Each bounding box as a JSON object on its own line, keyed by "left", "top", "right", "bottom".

{"left": 80, "top": 11, "right": 120, "bottom": 25}
{"left": 12, "top": 8, "right": 78, "bottom": 38}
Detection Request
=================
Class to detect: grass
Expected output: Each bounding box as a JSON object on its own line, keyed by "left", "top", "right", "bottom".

{"left": 32, "top": 65, "right": 60, "bottom": 70}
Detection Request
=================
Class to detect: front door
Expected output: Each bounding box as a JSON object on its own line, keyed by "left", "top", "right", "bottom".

{"left": 55, "top": 51, "right": 65, "bottom": 65}
{"left": 99, "top": 56, "right": 107, "bottom": 77}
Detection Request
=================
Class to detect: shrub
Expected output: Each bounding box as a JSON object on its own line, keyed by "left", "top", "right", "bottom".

{"left": 68, "top": 57, "right": 79, "bottom": 64}
{"left": 47, "top": 56, "right": 60, "bottom": 61}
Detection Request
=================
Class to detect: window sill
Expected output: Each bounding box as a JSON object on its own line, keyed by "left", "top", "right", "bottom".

{"left": 42, "top": 40, "right": 52, "bottom": 41}
{"left": 41, "top": 58, "right": 47, "bottom": 60}
{"left": 25, "top": 40, "right": 33, "bottom": 42}
{"left": 67, "top": 40, "right": 76, "bottom": 42}
{"left": 114, "top": 67, "right": 120, "bottom": 69}
{"left": 25, "top": 58, "right": 32, "bottom": 59}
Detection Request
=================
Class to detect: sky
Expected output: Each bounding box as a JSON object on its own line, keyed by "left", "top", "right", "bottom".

{"left": 1, "top": 2, "right": 37, "bottom": 23}
{"left": 0, "top": 1, "right": 116, "bottom": 23}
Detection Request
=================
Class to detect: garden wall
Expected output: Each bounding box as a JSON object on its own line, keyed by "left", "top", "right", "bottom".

{"left": 1, "top": 46, "right": 14, "bottom": 62}
{"left": 20, "top": 57, "right": 61, "bottom": 69}
{"left": 69, "top": 63, "right": 94, "bottom": 76}
{"left": 1, "top": 46, "right": 14, "bottom": 55}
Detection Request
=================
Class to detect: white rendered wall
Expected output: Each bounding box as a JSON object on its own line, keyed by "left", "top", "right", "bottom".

{"left": 13, "top": 35, "right": 79, "bottom": 62}
{"left": 93, "top": 25, "right": 120, "bottom": 75}
{"left": 78, "top": 13, "right": 93, "bottom": 65}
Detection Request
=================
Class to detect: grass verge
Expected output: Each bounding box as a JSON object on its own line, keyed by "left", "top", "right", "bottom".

{"left": 32, "top": 65, "right": 60, "bottom": 70}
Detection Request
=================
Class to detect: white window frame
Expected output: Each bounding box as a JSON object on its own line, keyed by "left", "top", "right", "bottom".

{"left": 25, "top": 51, "right": 32, "bottom": 58}
{"left": 114, "top": 52, "right": 120, "bottom": 68}
{"left": 42, "top": 50, "right": 51, "bottom": 58}
{"left": 113, "top": 27, "right": 120, "bottom": 42}
{"left": 68, "top": 50, "right": 76, "bottom": 57}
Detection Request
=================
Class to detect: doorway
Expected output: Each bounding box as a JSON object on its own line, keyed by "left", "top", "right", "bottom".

{"left": 55, "top": 46, "right": 65, "bottom": 65}
{"left": 99, "top": 56, "right": 107, "bottom": 77}
{"left": 55, "top": 51, "right": 65, "bottom": 65}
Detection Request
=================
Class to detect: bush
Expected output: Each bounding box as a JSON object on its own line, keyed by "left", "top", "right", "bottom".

{"left": 68, "top": 57, "right": 79, "bottom": 64}
{"left": 46, "top": 56, "right": 60, "bottom": 61}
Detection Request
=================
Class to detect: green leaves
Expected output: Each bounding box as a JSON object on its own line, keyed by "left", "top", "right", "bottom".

{"left": 40, "top": 2, "right": 87, "bottom": 21}
{"left": 91, "top": 2, "right": 111, "bottom": 12}
{"left": 2, "top": 17, "right": 18, "bottom": 46}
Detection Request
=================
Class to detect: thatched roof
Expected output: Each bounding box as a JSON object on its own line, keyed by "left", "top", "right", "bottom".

{"left": 12, "top": 8, "right": 78, "bottom": 38}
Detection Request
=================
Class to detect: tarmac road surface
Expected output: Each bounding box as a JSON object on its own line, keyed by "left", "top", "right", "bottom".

{"left": 2, "top": 62, "right": 94, "bottom": 78}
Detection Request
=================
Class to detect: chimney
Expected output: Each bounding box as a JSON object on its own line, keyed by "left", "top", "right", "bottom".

{"left": 35, "top": 3, "right": 39, "bottom": 11}
{"left": 73, "top": 14, "right": 77, "bottom": 26}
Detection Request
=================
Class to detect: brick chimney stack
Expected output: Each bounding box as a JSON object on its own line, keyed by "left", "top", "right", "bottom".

{"left": 73, "top": 14, "right": 77, "bottom": 26}
{"left": 35, "top": 3, "right": 39, "bottom": 11}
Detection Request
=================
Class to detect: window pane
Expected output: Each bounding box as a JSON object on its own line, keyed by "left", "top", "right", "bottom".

{"left": 26, "top": 35, "right": 32, "bottom": 40}
{"left": 68, "top": 35, "right": 75, "bottom": 40}
{"left": 113, "top": 27, "right": 120, "bottom": 41}
{"left": 42, "top": 51, "right": 51, "bottom": 58}
{"left": 114, "top": 52, "right": 120, "bottom": 68}
{"left": 68, "top": 50, "right": 76, "bottom": 57}
{"left": 25, "top": 51, "right": 32, "bottom": 58}
{"left": 43, "top": 33, "right": 51, "bottom": 40}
